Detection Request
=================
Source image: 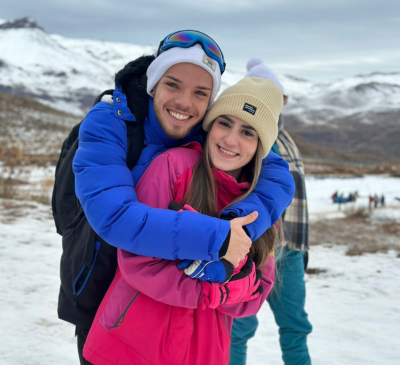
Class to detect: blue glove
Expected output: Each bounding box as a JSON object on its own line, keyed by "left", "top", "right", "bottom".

{"left": 178, "top": 259, "right": 234, "bottom": 283}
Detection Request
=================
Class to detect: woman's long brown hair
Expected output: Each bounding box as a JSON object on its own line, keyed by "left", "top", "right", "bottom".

{"left": 180, "top": 121, "right": 280, "bottom": 269}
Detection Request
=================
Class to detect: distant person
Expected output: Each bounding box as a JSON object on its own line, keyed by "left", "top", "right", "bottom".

{"left": 56, "top": 31, "right": 295, "bottom": 365}
{"left": 369, "top": 195, "right": 374, "bottom": 210}
{"left": 229, "top": 59, "right": 312, "bottom": 365}
{"left": 374, "top": 194, "right": 379, "bottom": 208}
{"left": 338, "top": 193, "right": 344, "bottom": 210}
{"left": 381, "top": 194, "right": 385, "bottom": 207}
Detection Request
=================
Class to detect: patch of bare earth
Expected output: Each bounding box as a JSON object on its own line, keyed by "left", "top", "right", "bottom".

{"left": 309, "top": 215, "right": 400, "bottom": 256}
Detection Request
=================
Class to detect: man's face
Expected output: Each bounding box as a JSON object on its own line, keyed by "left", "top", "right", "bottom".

{"left": 152, "top": 62, "right": 213, "bottom": 139}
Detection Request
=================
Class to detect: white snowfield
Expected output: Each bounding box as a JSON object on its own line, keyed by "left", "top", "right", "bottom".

{"left": 0, "top": 175, "right": 399, "bottom": 365}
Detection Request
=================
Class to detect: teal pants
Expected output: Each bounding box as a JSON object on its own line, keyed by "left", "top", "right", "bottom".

{"left": 229, "top": 248, "right": 312, "bottom": 365}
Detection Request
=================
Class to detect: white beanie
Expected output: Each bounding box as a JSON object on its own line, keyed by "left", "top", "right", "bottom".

{"left": 146, "top": 44, "right": 222, "bottom": 106}
{"left": 245, "top": 57, "right": 285, "bottom": 95}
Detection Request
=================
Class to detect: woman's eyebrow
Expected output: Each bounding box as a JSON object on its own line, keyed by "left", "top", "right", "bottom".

{"left": 241, "top": 125, "right": 256, "bottom": 131}
{"left": 220, "top": 115, "right": 235, "bottom": 124}
{"left": 220, "top": 115, "right": 256, "bottom": 131}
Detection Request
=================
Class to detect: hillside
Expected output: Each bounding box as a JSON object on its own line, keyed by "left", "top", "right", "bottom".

{"left": 0, "top": 92, "right": 78, "bottom": 160}
{"left": 0, "top": 17, "right": 399, "bottom": 163}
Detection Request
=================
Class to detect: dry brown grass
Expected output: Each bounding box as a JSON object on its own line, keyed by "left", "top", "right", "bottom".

{"left": 380, "top": 221, "right": 400, "bottom": 235}
{"left": 306, "top": 268, "right": 328, "bottom": 275}
{"left": 344, "top": 206, "right": 371, "bottom": 220}
{"left": 310, "top": 215, "right": 400, "bottom": 256}
{"left": 0, "top": 145, "right": 59, "bottom": 167}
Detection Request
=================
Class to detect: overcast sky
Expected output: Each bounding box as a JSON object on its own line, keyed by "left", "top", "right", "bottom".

{"left": 2, "top": 0, "right": 400, "bottom": 81}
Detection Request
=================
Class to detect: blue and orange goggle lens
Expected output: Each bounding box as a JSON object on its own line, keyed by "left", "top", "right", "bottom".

{"left": 157, "top": 30, "right": 226, "bottom": 73}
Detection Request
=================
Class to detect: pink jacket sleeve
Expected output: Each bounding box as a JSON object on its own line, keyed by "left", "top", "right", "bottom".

{"left": 118, "top": 250, "right": 204, "bottom": 308}
{"left": 216, "top": 256, "right": 275, "bottom": 318}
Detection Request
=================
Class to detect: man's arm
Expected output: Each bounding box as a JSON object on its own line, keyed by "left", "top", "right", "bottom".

{"left": 73, "top": 105, "right": 229, "bottom": 261}
{"left": 222, "top": 152, "right": 295, "bottom": 241}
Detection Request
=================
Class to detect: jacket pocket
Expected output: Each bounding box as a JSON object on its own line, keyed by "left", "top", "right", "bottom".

{"left": 72, "top": 240, "right": 101, "bottom": 300}
{"left": 99, "top": 273, "right": 140, "bottom": 333}
{"left": 164, "top": 306, "right": 194, "bottom": 363}
{"left": 102, "top": 281, "right": 193, "bottom": 365}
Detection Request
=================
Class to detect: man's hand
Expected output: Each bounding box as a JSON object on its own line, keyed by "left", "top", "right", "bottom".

{"left": 223, "top": 211, "right": 258, "bottom": 268}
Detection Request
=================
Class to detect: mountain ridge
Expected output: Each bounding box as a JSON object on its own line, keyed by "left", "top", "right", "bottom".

{"left": 1, "top": 17, "right": 399, "bottom": 161}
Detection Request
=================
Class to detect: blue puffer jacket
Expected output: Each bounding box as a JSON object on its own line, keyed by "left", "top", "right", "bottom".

{"left": 73, "top": 87, "right": 295, "bottom": 262}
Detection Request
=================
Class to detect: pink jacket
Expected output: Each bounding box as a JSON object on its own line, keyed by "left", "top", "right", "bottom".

{"left": 83, "top": 143, "right": 275, "bottom": 365}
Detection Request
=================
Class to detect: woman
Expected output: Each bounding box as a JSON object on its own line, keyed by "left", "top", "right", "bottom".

{"left": 83, "top": 77, "right": 287, "bottom": 365}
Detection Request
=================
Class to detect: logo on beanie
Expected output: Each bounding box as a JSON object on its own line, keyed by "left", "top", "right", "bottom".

{"left": 203, "top": 55, "right": 216, "bottom": 72}
{"left": 243, "top": 103, "right": 257, "bottom": 115}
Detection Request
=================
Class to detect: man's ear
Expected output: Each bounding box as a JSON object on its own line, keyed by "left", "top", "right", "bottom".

{"left": 150, "top": 82, "right": 159, "bottom": 97}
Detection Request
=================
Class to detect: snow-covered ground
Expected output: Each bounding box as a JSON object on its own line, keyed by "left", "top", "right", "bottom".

{"left": 0, "top": 175, "right": 399, "bottom": 364}
{"left": 306, "top": 174, "right": 400, "bottom": 221}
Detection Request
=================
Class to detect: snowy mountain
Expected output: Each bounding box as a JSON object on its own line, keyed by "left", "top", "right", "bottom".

{"left": 1, "top": 17, "right": 399, "bottom": 160}
{"left": 0, "top": 18, "right": 155, "bottom": 115}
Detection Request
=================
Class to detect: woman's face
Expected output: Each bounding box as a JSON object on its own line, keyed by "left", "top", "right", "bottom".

{"left": 208, "top": 115, "right": 259, "bottom": 180}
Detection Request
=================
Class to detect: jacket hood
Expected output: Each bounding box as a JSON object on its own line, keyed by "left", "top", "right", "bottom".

{"left": 115, "top": 55, "right": 155, "bottom": 123}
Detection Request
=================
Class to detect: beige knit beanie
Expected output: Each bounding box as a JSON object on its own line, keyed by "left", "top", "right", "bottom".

{"left": 203, "top": 77, "right": 283, "bottom": 157}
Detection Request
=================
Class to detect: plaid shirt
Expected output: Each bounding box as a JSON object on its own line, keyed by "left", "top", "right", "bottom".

{"left": 274, "top": 126, "right": 309, "bottom": 251}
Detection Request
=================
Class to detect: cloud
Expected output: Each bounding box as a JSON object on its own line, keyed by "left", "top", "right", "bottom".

{"left": 2, "top": 0, "right": 399, "bottom": 80}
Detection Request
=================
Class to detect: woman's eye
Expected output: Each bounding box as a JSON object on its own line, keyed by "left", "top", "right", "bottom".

{"left": 243, "top": 130, "right": 254, "bottom": 137}
{"left": 166, "top": 82, "right": 177, "bottom": 88}
{"left": 218, "top": 121, "right": 230, "bottom": 128}
{"left": 196, "top": 91, "right": 207, "bottom": 97}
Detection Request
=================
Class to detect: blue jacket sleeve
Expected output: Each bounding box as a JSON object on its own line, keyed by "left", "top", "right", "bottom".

{"left": 221, "top": 152, "right": 295, "bottom": 241}
{"left": 73, "top": 104, "right": 230, "bottom": 261}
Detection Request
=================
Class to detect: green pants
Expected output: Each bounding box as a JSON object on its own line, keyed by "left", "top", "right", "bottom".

{"left": 230, "top": 247, "right": 312, "bottom": 365}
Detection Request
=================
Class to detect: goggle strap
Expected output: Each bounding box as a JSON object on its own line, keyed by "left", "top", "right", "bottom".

{"left": 156, "top": 40, "right": 164, "bottom": 57}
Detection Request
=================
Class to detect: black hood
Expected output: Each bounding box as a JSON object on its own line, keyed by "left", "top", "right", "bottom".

{"left": 115, "top": 55, "right": 155, "bottom": 123}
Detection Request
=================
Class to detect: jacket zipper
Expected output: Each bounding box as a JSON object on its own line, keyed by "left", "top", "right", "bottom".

{"left": 112, "top": 292, "right": 140, "bottom": 328}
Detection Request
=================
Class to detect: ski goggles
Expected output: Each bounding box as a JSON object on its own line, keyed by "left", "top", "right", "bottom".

{"left": 156, "top": 30, "right": 226, "bottom": 74}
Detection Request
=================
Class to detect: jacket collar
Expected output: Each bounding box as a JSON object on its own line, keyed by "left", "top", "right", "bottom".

{"left": 112, "top": 86, "right": 137, "bottom": 122}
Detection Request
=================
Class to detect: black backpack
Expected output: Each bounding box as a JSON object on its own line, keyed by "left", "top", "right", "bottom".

{"left": 52, "top": 89, "right": 146, "bottom": 329}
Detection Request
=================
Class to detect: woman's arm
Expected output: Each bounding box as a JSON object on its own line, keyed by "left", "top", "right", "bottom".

{"left": 117, "top": 249, "right": 272, "bottom": 311}
{"left": 73, "top": 104, "right": 229, "bottom": 261}
{"left": 117, "top": 249, "right": 203, "bottom": 308}
{"left": 222, "top": 152, "right": 295, "bottom": 240}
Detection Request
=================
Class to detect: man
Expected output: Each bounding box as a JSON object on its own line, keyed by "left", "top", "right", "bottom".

{"left": 59, "top": 32, "right": 295, "bottom": 364}
{"left": 229, "top": 58, "right": 312, "bottom": 365}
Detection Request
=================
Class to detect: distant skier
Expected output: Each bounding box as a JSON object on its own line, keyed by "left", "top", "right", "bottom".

{"left": 381, "top": 194, "right": 385, "bottom": 207}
